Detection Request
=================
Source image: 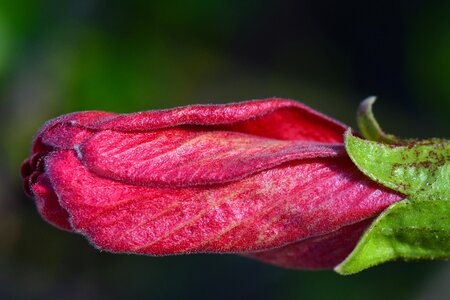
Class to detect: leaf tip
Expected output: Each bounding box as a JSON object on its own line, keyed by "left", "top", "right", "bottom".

{"left": 357, "top": 96, "right": 378, "bottom": 118}
{"left": 356, "top": 96, "right": 400, "bottom": 144}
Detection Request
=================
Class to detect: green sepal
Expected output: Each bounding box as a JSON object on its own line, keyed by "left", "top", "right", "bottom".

{"left": 344, "top": 130, "right": 450, "bottom": 198}
{"left": 338, "top": 130, "right": 450, "bottom": 274}
{"left": 335, "top": 198, "right": 450, "bottom": 275}
{"left": 357, "top": 96, "right": 401, "bottom": 144}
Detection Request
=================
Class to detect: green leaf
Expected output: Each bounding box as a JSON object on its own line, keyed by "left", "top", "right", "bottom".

{"left": 335, "top": 198, "right": 450, "bottom": 275}
{"left": 338, "top": 130, "right": 450, "bottom": 274}
{"left": 344, "top": 130, "right": 450, "bottom": 198}
{"left": 357, "top": 97, "right": 401, "bottom": 144}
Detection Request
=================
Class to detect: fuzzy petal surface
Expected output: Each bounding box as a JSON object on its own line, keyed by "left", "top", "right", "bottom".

{"left": 44, "top": 150, "right": 401, "bottom": 261}
{"left": 21, "top": 98, "right": 405, "bottom": 269}
{"left": 79, "top": 128, "right": 345, "bottom": 187}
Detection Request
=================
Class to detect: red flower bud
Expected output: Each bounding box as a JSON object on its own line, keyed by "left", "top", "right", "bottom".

{"left": 21, "top": 99, "right": 403, "bottom": 269}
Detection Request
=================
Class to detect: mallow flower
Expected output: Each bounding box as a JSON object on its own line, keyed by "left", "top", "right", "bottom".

{"left": 21, "top": 98, "right": 419, "bottom": 272}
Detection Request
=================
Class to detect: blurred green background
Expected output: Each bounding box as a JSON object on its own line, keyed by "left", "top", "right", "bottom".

{"left": 0, "top": 1, "right": 449, "bottom": 299}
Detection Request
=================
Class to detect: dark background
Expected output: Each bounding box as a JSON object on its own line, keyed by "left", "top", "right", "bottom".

{"left": 0, "top": 1, "right": 449, "bottom": 299}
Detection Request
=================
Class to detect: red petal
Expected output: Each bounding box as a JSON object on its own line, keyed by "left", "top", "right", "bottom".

{"left": 80, "top": 128, "right": 345, "bottom": 187}
{"left": 40, "top": 123, "right": 93, "bottom": 150}
{"left": 32, "top": 99, "right": 346, "bottom": 155}
{"left": 88, "top": 99, "right": 346, "bottom": 142}
{"left": 31, "top": 111, "right": 115, "bottom": 153}
{"left": 45, "top": 150, "right": 402, "bottom": 264}
{"left": 246, "top": 219, "right": 372, "bottom": 269}
{"left": 30, "top": 173, "right": 72, "bottom": 231}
